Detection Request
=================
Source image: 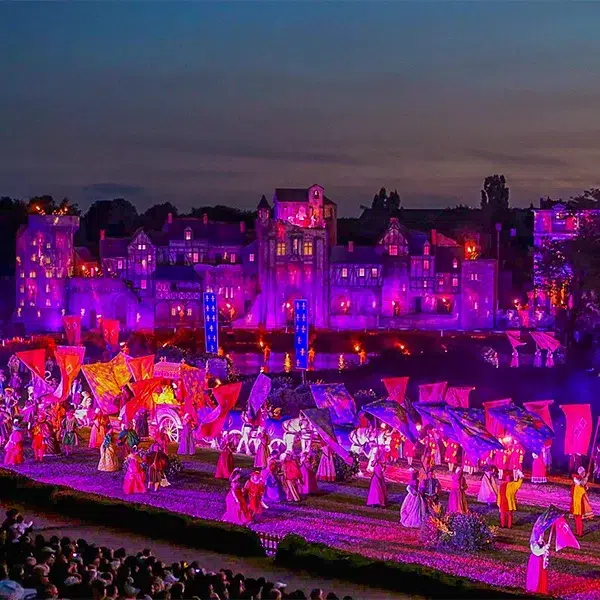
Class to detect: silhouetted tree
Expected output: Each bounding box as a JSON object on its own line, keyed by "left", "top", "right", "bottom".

{"left": 388, "top": 189, "right": 401, "bottom": 212}
{"left": 0, "top": 197, "right": 28, "bottom": 276}
{"left": 27, "top": 195, "right": 79, "bottom": 216}
{"left": 80, "top": 198, "right": 140, "bottom": 246}
{"left": 481, "top": 175, "right": 509, "bottom": 225}
{"left": 142, "top": 202, "right": 178, "bottom": 231}
{"left": 371, "top": 187, "right": 387, "bottom": 211}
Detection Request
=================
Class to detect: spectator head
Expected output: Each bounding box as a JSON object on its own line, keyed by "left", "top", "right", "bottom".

{"left": 105, "top": 583, "right": 118, "bottom": 599}
{"left": 122, "top": 581, "right": 140, "bottom": 600}
{"left": 169, "top": 583, "right": 185, "bottom": 600}
{"left": 311, "top": 590, "right": 325, "bottom": 600}
{"left": 91, "top": 578, "right": 107, "bottom": 600}
{"left": 41, "top": 584, "right": 58, "bottom": 599}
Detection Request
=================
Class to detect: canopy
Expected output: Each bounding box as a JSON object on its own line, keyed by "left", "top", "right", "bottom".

{"left": 488, "top": 404, "right": 554, "bottom": 453}
{"left": 361, "top": 400, "right": 417, "bottom": 443}
{"left": 413, "top": 403, "right": 459, "bottom": 442}
{"left": 447, "top": 407, "right": 503, "bottom": 463}
{"left": 531, "top": 505, "right": 580, "bottom": 552}
{"left": 301, "top": 408, "right": 352, "bottom": 465}
{"left": 310, "top": 383, "right": 357, "bottom": 426}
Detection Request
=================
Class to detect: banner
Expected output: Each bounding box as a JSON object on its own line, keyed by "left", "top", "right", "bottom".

{"left": 81, "top": 353, "right": 131, "bottom": 414}
{"left": 445, "top": 386, "right": 474, "bottom": 408}
{"left": 294, "top": 299, "right": 309, "bottom": 370}
{"left": 203, "top": 292, "right": 219, "bottom": 354}
{"left": 418, "top": 381, "right": 448, "bottom": 404}
{"left": 124, "top": 378, "right": 169, "bottom": 422}
{"left": 523, "top": 400, "right": 554, "bottom": 430}
{"left": 482, "top": 398, "right": 513, "bottom": 437}
{"left": 559, "top": 404, "right": 593, "bottom": 456}
{"left": 361, "top": 400, "right": 417, "bottom": 442}
{"left": 301, "top": 408, "right": 352, "bottom": 464}
{"left": 16, "top": 349, "right": 47, "bottom": 380}
{"left": 488, "top": 404, "right": 554, "bottom": 454}
{"left": 382, "top": 377, "right": 409, "bottom": 404}
{"left": 102, "top": 319, "right": 120, "bottom": 348}
{"left": 54, "top": 346, "right": 85, "bottom": 402}
{"left": 413, "top": 403, "right": 459, "bottom": 442}
{"left": 310, "top": 383, "right": 357, "bottom": 426}
{"left": 63, "top": 315, "right": 81, "bottom": 346}
{"left": 530, "top": 331, "right": 561, "bottom": 352}
{"left": 125, "top": 354, "right": 155, "bottom": 382}
{"left": 180, "top": 364, "right": 207, "bottom": 418}
{"left": 447, "top": 407, "right": 503, "bottom": 463}
{"left": 506, "top": 330, "right": 527, "bottom": 350}
{"left": 199, "top": 382, "right": 242, "bottom": 438}
{"left": 248, "top": 373, "right": 271, "bottom": 419}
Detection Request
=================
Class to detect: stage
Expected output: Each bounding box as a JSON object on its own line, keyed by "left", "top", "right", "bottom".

{"left": 2, "top": 446, "right": 600, "bottom": 599}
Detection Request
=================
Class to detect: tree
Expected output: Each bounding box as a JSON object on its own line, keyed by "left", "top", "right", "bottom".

{"left": 27, "top": 195, "right": 79, "bottom": 216}
{"left": 79, "top": 198, "right": 140, "bottom": 247}
{"left": 0, "top": 197, "right": 28, "bottom": 276}
{"left": 388, "top": 189, "right": 401, "bottom": 212}
{"left": 142, "top": 202, "right": 178, "bottom": 231}
{"left": 481, "top": 175, "right": 509, "bottom": 225}
{"left": 371, "top": 187, "right": 387, "bottom": 211}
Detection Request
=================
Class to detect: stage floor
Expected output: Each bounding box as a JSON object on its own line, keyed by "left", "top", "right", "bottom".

{"left": 3, "top": 446, "right": 600, "bottom": 599}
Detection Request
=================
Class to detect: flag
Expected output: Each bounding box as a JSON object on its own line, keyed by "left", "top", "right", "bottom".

{"left": 531, "top": 506, "right": 580, "bottom": 552}
{"left": 81, "top": 354, "right": 131, "bottom": 414}
{"left": 125, "top": 355, "right": 155, "bottom": 382}
{"left": 445, "top": 386, "right": 474, "bottom": 408}
{"left": 111, "top": 353, "right": 132, "bottom": 388}
{"left": 248, "top": 373, "right": 271, "bottom": 419}
{"left": 413, "top": 403, "right": 459, "bottom": 442}
{"left": 361, "top": 400, "right": 417, "bottom": 442}
{"left": 382, "top": 377, "right": 409, "bottom": 404}
{"left": 447, "top": 407, "right": 503, "bottom": 463}
{"left": 482, "top": 399, "right": 513, "bottom": 437}
{"left": 16, "top": 349, "right": 47, "bottom": 380}
{"left": 418, "top": 382, "right": 448, "bottom": 404}
{"left": 530, "top": 331, "right": 561, "bottom": 352}
{"left": 506, "top": 330, "right": 527, "bottom": 350}
{"left": 63, "top": 315, "right": 81, "bottom": 346}
{"left": 301, "top": 408, "right": 352, "bottom": 464}
{"left": 54, "top": 346, "right": 85, "bottom": 401}
{"left": 180, "top": 364, "right": 208, "bottom": 418}
{"left": 523, "top": 400, "right": 554, "bottom": 430}
{"left": 488, "top": 404, "right": 554, "bottom": 453}
{"left": 124, "top": 378, "right": 169, "bottom": 422}
{"left": 102, "top": 318, "right": 120, "bottom": 348}
{"left": 199, "top": 382, "right": 242, "bottom": 438}
{"left": 559, "top": 404, "right": 592, "bottom": 456}
{"left": 310, "top": 383, "right": 357, "bottom": 426}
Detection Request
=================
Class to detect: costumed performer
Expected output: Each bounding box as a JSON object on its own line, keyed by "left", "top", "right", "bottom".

{"left": 570, "top": 466, "right": 593, "bottom": 536}
{"left": 98, "top": 428, "right": 120, "bottom": 472}
{"left": 244, "top": 470, "right": 267, "bottom": 520}
{"left": 146, "top": 442, "right": 169, "bottom": 492}
{"left": 123, "top": 447, "right": 146, "bottom": 494}
{"left": 420, "top": 468, "right": 442, "bottom": 515}
{"left": 89, "top": 409, "right": 108, "bottom": 449}
{"left": 317, "top": 443, "right": 336, "bottom": 482}
{"left": 447, "top": 467, "right": 468, "bottom": 514}
{"left": 400, "top": 469, "right": 426, "bottom": 528}
{"left": 262, "top": 457, "right": 286, "bottom": 504}
{"left": 3, "top": 418, "right": 25, "bottom": 465}
{"left": 31, "top": 415, "right": 46, "bottom": 462}
{"left": 177, "top": 412, "right": 196, "bottom": 456}
{"left": 497, "top": 470, "right": 524, "bottom": 529}
{"left": 477, "top": 466, "right": 498, "bottom": 505}
{"left": 253, "top": 427, "right": 270, "bottom": 469}
{"left": 215, "top": 435, "right": 235, "bottom": 479}
{"left": 526, "top": 534, "right": 550, "bottom": 595}
{"left": 222, "top": 469, "right": 251, "bottom": 525}
{"left": 366, "top": 449, "right": 388, "bottom": 507}
{"left": 300, "top": 451, "right": 319, "bottom": 496}
{"left": 531, "top": 448, "right": 548, "bottom": 484}
{"left": 60, "top": 409, "right": 79, "bottom": 457}
{"left": 282, "top": 452, "right": 302, "bottom": 503}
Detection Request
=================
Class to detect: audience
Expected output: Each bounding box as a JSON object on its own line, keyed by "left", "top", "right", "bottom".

{"left": 0, "top": 510, "right": 352, "bottom": 600}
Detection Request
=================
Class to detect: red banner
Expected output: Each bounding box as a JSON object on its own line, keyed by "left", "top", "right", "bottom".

{"left": 102, "top": 319, "right": 120, "bottom": 348}
{"left": 418, "top": 381, "right": 447, "bottom": 404}
{"left": 560, "top": 404, "right": 592, "bottom": 456}
{"left": 482, "top": 399, "right": 512, "bottom": 437}
{"left": 54, "top": 346, "right": 85, "bottom": 402}
{"left": 16, "top": 349, "right": 47, "bottom": 380}
{"left": 181, "top": 364, "right": 208, "bottom": 418}
{"left": 523, "top": 400, "right": 554, "bottom": 430}
{"left": 382, "top": 377, "right": 409, "bottom": 404}
{"left": 125, "top": 355, "right": 155, "bottom": 382}
{"left": 445, "top": 386, "right": 474, "bottom": 408}
{"left": 200, "top": 382, "right": 242, "bottom": 438}
{"left": 124, "top": 378, "right": 168, "bottom": 422}
{"left": 63, "top": 315, "right": 81, "bottom": 346}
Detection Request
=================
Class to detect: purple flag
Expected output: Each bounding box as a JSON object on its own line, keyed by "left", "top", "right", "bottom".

{"left": 310, "top": 383, "right": 357, "bottom": 426}
{"left": 248, "top": 373, "right": 271, "bottom": 419}
{"left": 301, "top": 408, "right": 352, "bottom": 464}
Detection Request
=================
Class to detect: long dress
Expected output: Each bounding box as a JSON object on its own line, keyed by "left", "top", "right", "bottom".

{"left": 222, "top": 482, "right": 251, "bottom": 525}
{"left": 448, "top": 472, "right": 468, "bottom": 513}
{"left": 40, "top": 420, "right": 61, "bottom": 456}
{"left": 531, "top": 453, "right": 547, "bottom": 483}
{"left": 282, "top": 457, "right": 302, "bottom": 502}
{"left": 61, "top": 416, "right": 78, "bottom": 449}
{"left": 366, "top": 462, "right": 387, "bottom": 507}
{"left": 300, "top": 455, "right": 319, "bottom": 495}
{"left": 317, "top": 446, "right": 336, "bottom": 482}
{"left": 263, "top": 463, "right": 286, "bottom": 503}
{"left": 177, "top": 422, "right": 196, "bottom": 456}
{"left": 244, "top": 479, "right": 266, "bottom": 519}
{"left": 31, "top": 423, "right": 45, "bottom": 461}
{"left": 526, "top": 542, "right": 549, "bottom": 594}
{"left": 3, "top": 427, "right": 25, "bottom": 465}
{"left": 215, "top": 446, "right": 234, "bottom": 479}
{"left": 89, "top": 415, "right": 108, "bottom": 449}
{"left": 123, "top": 453, "right": 146, "bottom": 494}
{"left": 477, "top": 472, "right": 498, "bottom": 504}
{"left": 98, "top": 434, "right": 120, "bottom": 472}
{"left": 254, "top": 433, "right": 270, "bottom": 469}
{"left": 400, "top": 481, "right": 426, "bottom": 528}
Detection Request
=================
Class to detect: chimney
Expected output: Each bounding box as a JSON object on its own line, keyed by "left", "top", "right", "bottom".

{"left": 348, "top": 240, "right": 354, "bottom": 252}
{"left": 203, "top": 213, "right": 208, "bottom": 225}
{"left": 240, "top": 221, "right": 246, "bottom": 233}
{"left": 99, "top": 229, "right": 105, "bottom": 241}
{"left": 431, "top": 229, "right": 437, "bottom": 246}
{"left": 167, "top": 212, "right": 173, "bottom": 224}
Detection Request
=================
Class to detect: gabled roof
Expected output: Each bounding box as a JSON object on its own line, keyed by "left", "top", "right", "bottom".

{"left": 274, "top": 187, "right": 336, "bottom": 206}
{"left": 330, "top": 245, "right": 382, "bottom": 264}
{"left": 100, "top": 237, "right": 129, "bottom": 258}
{"left": 74, "top": 246, "right": 96, "bottom": 263}
{"left": 165, "top": 218, "right": 248, "bottom": 245}
{"left": 257, "top": 195, "right": 271, "bottom": 210}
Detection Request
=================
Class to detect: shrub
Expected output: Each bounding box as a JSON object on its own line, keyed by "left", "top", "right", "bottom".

{"left": 422, "top": 511, "right": 496, "bottom": 553}
{"left": 333, "top": 451, "right": 359, "bottom": 482}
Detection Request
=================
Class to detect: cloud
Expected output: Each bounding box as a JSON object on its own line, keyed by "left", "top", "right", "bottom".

{"left": 465, "top": 149, "right": 568, "bottom": 168}
{"left": 81, "top": 183, "right": 146, "bottom": 200}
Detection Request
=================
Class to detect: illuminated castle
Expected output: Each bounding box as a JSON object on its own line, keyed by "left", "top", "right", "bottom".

{"left": 15, "top": 185, "right": 497, "bottom": 333}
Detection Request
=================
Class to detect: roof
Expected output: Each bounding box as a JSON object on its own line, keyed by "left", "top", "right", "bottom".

{"left": 274, "top": 188, "right": 336, "bottom": 206}
{"left": 153, "top": 265, "right": 198, "bottom": 281}
{"left": 100, "top": 237, "right": 129, "bottom": 258}
{"left": 74, "top": 246, "right": 96, "bottom": 262}
{"left": 330, "top": 245, "right": 382, "bottom": 264}
{"left": 434, "top": 246, "right": 462, "bottom": 272}
{"left": 257, "top": 195, "right": 271, "bottom": 210}
{"left": 165, "top": 218, "right": 247, "bottom": 245}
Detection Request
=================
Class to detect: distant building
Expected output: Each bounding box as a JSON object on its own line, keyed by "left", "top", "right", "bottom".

{"left": 15, "top": 185, "right": 497, "bottom": 333}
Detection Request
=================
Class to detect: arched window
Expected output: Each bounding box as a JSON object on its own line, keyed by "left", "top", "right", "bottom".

{"left": 184, "top": 227, "right": 193, "bottom": 241}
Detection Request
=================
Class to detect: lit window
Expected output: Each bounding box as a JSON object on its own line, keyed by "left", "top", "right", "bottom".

{"left": 438, "top": 275, "right": 444, "bottom": 286}
{"left": 423, "top": 260, "right": 430, "bottom": 270}
{"left": 249, "top": 253, "right": 255, "bottom": 262}
{"left": 141, "top": 279, "right": 147, "bottom": 290}
{"left": 31, "top": 254, "right": 37, "bottom": 262}
{"left": 186, "top": 308, "right": 192, "bottom": 316}
{"left": 423, "top": 280, "right": 428, "bottom": 288}
{"left": 193, "top": 252, "right": 199, "bottom": 263}
{"left": 45, "top": 257, "right": 50, "bottom": 264}
{"left": 19, "top": 285, "right": 24, "bottom": 293}
{"left": 389, "top": 245, "right": 398, "bottom": 256}
{"left": 424, "top": 244, "right": 430, "bottom": 256}
{"left": 474, "top": 301, "right": 479, "bottom": 310}
{"left": 452, "top": 277, "right": 458, "bottom": 287}
{"left": 401, "top": 283, "right": 407, "bottom": 292}
{"left": 20, "top": 272, "right": 24, "bottom": 279}
{"left": 230, "top": 253, "right": 236, "bottom": 263}
{"left": 371, "top": 268, "right": 378, "bottom": 277}
{"left": 45, "top": 299, "right": 51, "bottom": 307}
{"left": 148, "top": 255, "right": 152, "bottom": 262}
{"left": 452, "top": 258, "right": 458, "bottom": 269}
{"left": 184, "top": 228, "right": 192, "bottom": 241}
{"left": 171, "top": 307, "right": 176, "bottom": 316}
{"left": 29, "top": 271, "right": 36, "bottom": 278}
{"left": 117, "top": 260, "right": 123, "bottom": 269}
{"left": 46, "top": 243, "right": 51, "bottom": 249}
{"left": 292, "top": 238, "right": 300, "bottom": 254}
{"left": 470, "top": 273, "right": 479, "bottom": 281}
{"left": 358, "top": 268, "right": 365, "bottom": 277}
{"left": 303, "top": 241, "right": 313, "bottom": 256}
{"left": 141, "top": 259, "right": 147, "bottom": 268}
{"left": 45, "top": 284, "right": 50, "bottom": 293}
{"left": 276, "top": 242, "right": 286, "bottom": 256}
{"left": 341, "top": 268, "right": 348, "bottom": 278}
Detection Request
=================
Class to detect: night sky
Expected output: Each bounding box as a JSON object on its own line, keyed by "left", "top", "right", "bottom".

{"left": 2, "top": 2, "right": 600, "bottom": 216}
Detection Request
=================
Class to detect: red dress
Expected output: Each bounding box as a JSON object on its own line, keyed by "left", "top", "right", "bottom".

{"left": 4, "top": 429, "right": 25, "bottom": 465}
{"left": 215, "top": 446, "right": 234, "bottom": 479}
{"left": 244, "top": 479, "right": 266, "bottom": 517}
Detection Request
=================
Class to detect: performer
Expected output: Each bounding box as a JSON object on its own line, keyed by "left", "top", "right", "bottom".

{"left": 387, "top": 430, "right": 402, "bottom": 464}
{"left": 420, "top": 468, "right": 442, "bottom": 514}
{"left": 299, "top": 417, "right": 312, "bottom": 454}
{"left": 0, "top": 406, "right": 11, "bottom": 447}
{"left": 497, "top": 470, "right": 524, "bottom": 529}
{"left": 31, "top": 415, "right": 46, "bottom": 462}
{"left": 71, "top": 378, "right": 82, "bottom": 407}
{"left": 177, "top": 413, "right": 196, "bottom": 456}
{"left": 222, "top": 469, "right": 251, "bottom": 525}
{"left": 40, "top": 413, "right": 61, "bottom": 456}
{"left": 317, "top": 444, "right": 336, "bottom": 482}
{"left": 133, "top": 408, "right": 149, "bottom": 439}
{"left": 282, "top": 452, "right": 302, "bottom": 502}
{"left": 531, "top": 449, "right": 548, "bottom": 484}
{"left": 215, "top": 435, "right": 235, "bottom": 479}
{"left": 98, "top": 428, "right": 120, "bottom": 472}
{"left": 526, "top": 535, "right": 550, "bottom": 594}
{"left": 366, "top": 450, "right": 387, "bottom": 507}
{"left": 123, "top": 447, "right": 146, "bottom": 494}
{"left": 545, "top": 350, "right": 554, "bottom": 368}
{"left": 510, "top": 348, "right": 519, "bottom": 368}
{"left": 146, "top": 443, "right": 169, "bottom": 492}
{"left": 3, "top": 418, "right": 25, "bottom": 465}
{"left": 117, "top": 422, "right": 140, "bottom": 458}
{"left": 253, "top": 427, "right": 270, "bottom": 469}
{"left": 89, "top": 409, "right": 109, "bottom": 449}
{"left": 307, "top": 347, "right": 315, "bottom": 371}
{"left": 508, "top": 441, "right": 525, "bottom": 480}
{"left": 400, "top": 469, "right": 426, "bottom": 528}
{"left": 263, "top": 457, "right": 286, "bottom": 503}
{"left": 494, "top": 443, "right": 510, "bottom": 480}
{"left": 443, "top": 439, "right": 460, "bottom": 472}
{"left": 236, "top": 410, "right": 253, "bottom": 455}
{"left": 593, "top": 443, "right": 600, "bottom": 484}
{"left": 533, "top": 348, "right": 542, "bottom": 367}
{"left": 300, "top": 451, "right": 319, "bottom": 496}
{"left": 60, "top": 409, "right": 79, "bottom": 457}
{"left": 477, "top": 466, "right": 498, "bottom": 505}
{"left": 403, "top": 436, "right": 415, "bottom": 467}
{"left": 462, "top": 452, "right": 477, "bottom": 475}
{"left": 156, "top": 428, "right": 170, "bottom": 454}
{"left": 0, "top": 368, "right": 5, "bottom": 394}
{"left": 244, "top": 470, "right": 267, "bottom": 520}
{"left": 570, "top": 467, "right": 593, "bottom": 536}
{"left": 447, "top": 467, "right": 468, "bottom": 514}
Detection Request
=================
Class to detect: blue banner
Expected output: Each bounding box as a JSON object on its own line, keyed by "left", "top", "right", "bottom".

{"left": 203, "top": 292, "right": 219, "bottom": 354}
{"left": 294, "top": 299, "right": 309, "bottom": 370}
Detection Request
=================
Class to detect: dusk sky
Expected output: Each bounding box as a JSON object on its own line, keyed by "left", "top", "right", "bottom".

{"left": 2, "top": 2, "right": 600, "bottom": 216}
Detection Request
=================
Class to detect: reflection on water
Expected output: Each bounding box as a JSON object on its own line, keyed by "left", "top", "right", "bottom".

{"left": 231, "top": 352, "right": 366, "bottom": 374}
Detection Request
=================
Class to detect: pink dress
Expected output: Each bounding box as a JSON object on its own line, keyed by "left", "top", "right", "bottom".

{"left": 531, "top": 453, "right": 547, "bottom": 483}
{"left": 89, "top": 416, "right": 107, "bottom": 449}
{"left": 123, "top": 453, "right": 146, "bottom": 494}
{"left": 3, "top": 429, "right": 25, "bottom": 465}
{"left": 526, "top": 550, "right": 548, "bottom": 594}
{"left": 222, "top": 483, "right": 250, "bottom": 525}
{"left": 448, "top": 472, "right": 468, "bottom": 513}
{"left": 254, "top": 434, "right": 269, "bottom": 469}
{"left": 215, "top": 446, "right": 234, "bottom": 479}
{"left": 366, "top": 462, "right": 387, "bottom": 507}
{"left": 300, "top": 457, "right": 319, "bottom": 495}
{"left": 317, "top": 446, "right": 336, "bottom": 482}
{"left": 400, "top": 481, "right": 426, "bottom": 528}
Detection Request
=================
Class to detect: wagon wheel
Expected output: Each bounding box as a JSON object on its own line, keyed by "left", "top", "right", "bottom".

{"left": 269, "top": 438, "right": 287, "bottom": 458}
{"left": 158, "top": 413, "right": 180, "bottom": 443}
{"left": 226, "top": 428, "right": 243, "bottom": 452}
